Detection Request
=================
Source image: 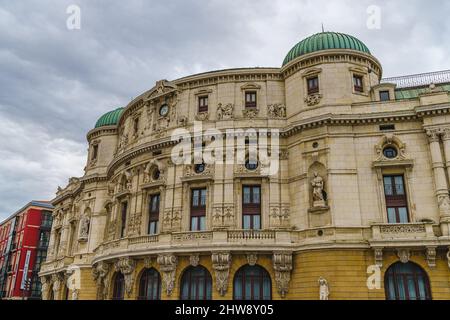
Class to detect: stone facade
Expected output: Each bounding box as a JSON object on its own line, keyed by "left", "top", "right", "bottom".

{"left": 39, "top": 33, "right": 450, "bottom": 300}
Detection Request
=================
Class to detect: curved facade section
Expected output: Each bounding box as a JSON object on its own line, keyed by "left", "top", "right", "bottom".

{"left": 39, "top": 32, "right": 450, "bottom": 300}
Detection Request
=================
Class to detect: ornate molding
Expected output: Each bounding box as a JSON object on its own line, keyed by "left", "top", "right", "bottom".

{"left": 195, "top": 111, "right": 210, "bottom": 121}
{"left": 242, "top": 108, "right": 259, "bottom": 119}
{"left": 273, "top": 252, "right": 293, "bottom": 298}
{"left": 157, "top": 254, "right": 178, "bottom": 296}
{"left": 267, "top": 104, "right": 286, "bottom": 119}
{"left": 217, "top": 103, "right": 234, "bottom": 120}
{"left": 247, "top": 253, "right": 258, "bottom": 266}
{"left": 212, "top": 252, "right": 231, "bottom": 296}
{"left": 426, "top": 247, "right": 437, "bottom": 268}
{"left": 189, "top": 254, "right": 200, "bottom": 267}
{"left": 304, "top": 93, "right": 322, "bottom": 106}
{"left": 114, "top": 257, "right": 136, "bottom": 297}
{"left": 397, "top": 249, "right": 410, "bottom": 264}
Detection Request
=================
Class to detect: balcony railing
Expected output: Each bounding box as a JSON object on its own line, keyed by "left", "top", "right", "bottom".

{"left": 227, "top": 230, "right": 276, "bottom": 241}
{"left": 382, "top": 69, "right": 450, "bottom": 89}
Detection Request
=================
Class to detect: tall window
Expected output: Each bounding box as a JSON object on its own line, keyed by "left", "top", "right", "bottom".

{"left": 148, "top": 194, "right": 160, "bottom": 235}
{"left": 138, "top": 268, "right": 161, "bottom": 300}
{"left": 198, "top": 96, "right": 208, "bottom": 113}
{"left": 120, "top": 202, "right": 128, "bottom": 238}
{"left": 91, "top": 144, "right": 99, "bottom": 161}
{"left": 233, "top": 265, "right": 271, "bottom": 300}
{"left": 180, "top": 266, "right": 212, "bottom": 300}
{"left": 112, "top": 273, "right": 125, "bottom": 300}
{"left": 307, "top": 76, "right": 319, "bottom": 94}
{"left": 353, "top": 75, "right": 364, "bottom": 92}
{"left": 385, "top": 262, "right": 431, "bottom": 300}
{"left": 41, "top": 212, "right": 53, "bottom": 229}
{"left": 191, "top": 188, "right": 207, "bottom": 231}
{"left": 242, "top": 186, "right": 261, "bottom": 230}
{"left": 133, "top": 117, "right": 139, "bottom": 135}
{"left": 245, "top": 92, "right": 257, "bottom": 108}
{"left": 38, "top": 231, "right": 50, "bottom": 248}
{"left": 383, "top": 175, "right": 409, "bottom": 223}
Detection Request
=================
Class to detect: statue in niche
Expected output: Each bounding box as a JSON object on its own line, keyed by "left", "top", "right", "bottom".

{"left": 311, "top": 172, "right": 327, "bottom": 207}
{"left": 79, "top": 214, "right": 90, "bottom": 240}
{"left": 318, "top": 277, "right": 329, "bottom": 300}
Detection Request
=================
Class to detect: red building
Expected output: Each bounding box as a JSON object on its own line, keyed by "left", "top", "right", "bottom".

{"left": 0, "top": 201, "right": 53, "bottom": 300}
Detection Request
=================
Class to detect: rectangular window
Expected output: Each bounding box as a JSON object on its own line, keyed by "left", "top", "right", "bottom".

{"left": 383, "top": 175, "right": 409, "bottom": 223}
{"left": 191, "top": 188, "right": 207, "bottom": 231}
{"left": 134, "top": 117, "right": 139, "bottom": 134}
{"left": 120, "top": 202, "right": 128, "bottom": 238}
{"left": 245, "top": 92, "right": 257, "bottom": 109}
{"left": 353, "top": 75, "right": 364, "bottom": 92}
{"left": 91, "top": 144, "right": 99, "bottom": 160}
{"left": 198, "top": 96, "right": 208, "bottom": 113}
{"left": 307, "top": 77, "right": 319, "bottom": 94}
{"left": 148, "top": 194, "right": 160, "bottom": 235}
{"left": 242, "top": 185, "right": 261, "bottom": 230}
{"left": 379, "top": 90, "right": 390, "bottom": 102}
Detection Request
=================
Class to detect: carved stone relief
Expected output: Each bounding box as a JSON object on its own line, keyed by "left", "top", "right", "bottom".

{"left": 157, "top": 254, "right": 178, "bottom": 296}
{"left": 273, "top": 252, "right": 293, "bottom": 298}
{"left": 212, "top": 252, "right": 231, "bottom": 296}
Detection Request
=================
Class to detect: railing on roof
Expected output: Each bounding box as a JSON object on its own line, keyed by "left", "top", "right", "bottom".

{"left": 381, "top": 70, "right": 450, "bottom": 89}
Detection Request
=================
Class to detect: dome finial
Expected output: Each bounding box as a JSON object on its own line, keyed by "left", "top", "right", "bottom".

{"left": 321, "top": 23, "right": 324, "bottom": 33}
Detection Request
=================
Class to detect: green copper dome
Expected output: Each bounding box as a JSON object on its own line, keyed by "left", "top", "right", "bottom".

{"left": 95, "top": 107, "right": 124, "bottom": 128}
{"left": 282, "top": 32, "right": 371, "bottom": 66}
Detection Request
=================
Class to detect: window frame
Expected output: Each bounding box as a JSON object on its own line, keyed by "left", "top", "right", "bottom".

{"left": 385, "top": 262, "right": 432, "bottom": 300}
{"left": 242, "top": 185, "right": 261, "bottom": 230}
{"left": 120, "top": 201, "right": 128, "bottom": 238}
{"left": 245, "top": 91, "right": 257, "bottom": 109}
{"left": 180, "top": 266, "right": 212, "bottom": 300}
{"left": 383, "top": 175, "right": 410, "bottom": 224}
{"left": 198, "top": 96, "right": 209, "bottom": 113}
{"left": 379, "top": 90, "right": 390, "bottom": 102}
{"left": 353, "top": 74, "right": 364, "bottom": 93}
{"left": 148, "top": 194, "right": 160, "bottom": 235}
{"left": 138, "top": 268, "right": 161, "bottom": 300}
{"left": 307, "top": 76, "right": 319, "bottom": 95}
{"left": 190, "top": 188, "right": 207, "bottom": 231}
{"left": 233, "top": 265, "right": 272, "bottom": 300}
{"left": 112, "top": 273, "right": 125, "bottom": 300}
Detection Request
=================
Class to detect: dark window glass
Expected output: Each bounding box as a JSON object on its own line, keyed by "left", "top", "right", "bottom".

{"left": 191, "top": 189, "right": 207, "bottom": 231}
{"left": 385, "top": 262, "right": 431, "bottom": 300}
{"left": 138, "top": 268, "right": 161, "bottom": 300}
{"left": 112, "top": 273, "right": 125, "bottom": 300}
{"left": 198, "top": 96, "right": 208, "bottom": 113}
{"left": 134, "top": 117, "right": 139, "bottom": 134}
{"left": 353, "top": 75, "right": 364, "bottom": 92}
{"left": 380, "top": 90, "right": 390, "bottom": 101}
{"left": 92, "top": 145, "right": 99, "bottom": 160}
{"left": 307, "top": 77, "right": 319, "bottom": 94}
{"left": 180, "top": 266, "right": 212, "bottom": 300}
{"left": 245, "top": 92, "right": 257, "bottom": 108}
{"left": 152, "top": 169, "right": 160, "bottom": 181}
{"left": 120, "top": 202, "right": 128, "bottom": 238}
{"left": 233, "top": 265, "right": 271, "bottom": 300}
{"left": 242, "top": 186, "right": 261, "bottom": 230}
{"left": 383, "top": 175, "right": 409, "bottom": 223}
{"left": 195, "top": 163, "right": 205, "bottom": 174}
{"left": 383, "top": 147, "right": 398, "bottom": 159}
{"left": 148, "top": 194, "right": 160, "bottom": 235}
{"left": 245, "top": 159, "right": 258, "bottom": 171}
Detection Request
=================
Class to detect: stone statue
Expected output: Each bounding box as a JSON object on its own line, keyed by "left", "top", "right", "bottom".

{"left": 72, "top": 289, "right": 79, "bottom": 300}
{"left": 318, "top": 277, "right": 329, "bottom": 300}
{"left": 311, "top": 172, "right": 326, "bottom": 207}
{"left": 79, "top": 215, "right": 90, "bottom": 239}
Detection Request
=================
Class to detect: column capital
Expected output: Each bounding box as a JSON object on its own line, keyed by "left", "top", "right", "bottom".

{"left": 426, "top": 128, "right": 442, "bottom": 143}
{"left": 442, "top": 127, "right": 450, "bottom": 141}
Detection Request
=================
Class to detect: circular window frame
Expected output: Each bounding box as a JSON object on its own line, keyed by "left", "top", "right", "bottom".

{"left": 383, "top": 146, "right": 398, "bottom": 159}
{"left": 159, "top": 104, "right": 169, "bottom": 117}
{"left": 194, "top": 163, "right": 206, "bottom": 174}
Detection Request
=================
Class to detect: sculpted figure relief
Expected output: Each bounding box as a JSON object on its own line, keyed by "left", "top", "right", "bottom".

{"left": 318, "top": 277, "right": 329, "bottom": 300}
{"left": 311, "top": 172, "right": 327, "bottom": 207}
{"left": 217, "top": 103, "right": 234, "bottom": 120}
{"left": 79, "top": 214, "right": 90, "bottom": 240}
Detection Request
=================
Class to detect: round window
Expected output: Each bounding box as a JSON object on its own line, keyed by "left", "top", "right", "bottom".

{"left": 245, "top": 159, "right": 258, "bottom": 171}
{"left": 383, "top": 147, "right": 398, "bottom": 159}
{"left": 159, "top": 104, "right": 169, "bottom": 117}
{"left": 194, "top": 163, "right": 205, "bottom": 174}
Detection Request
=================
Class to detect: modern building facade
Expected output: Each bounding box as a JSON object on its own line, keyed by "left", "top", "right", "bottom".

{"left": 39, "top": 32, "right": 450, "bottom": 300}
{"left": 0, "top": 201, "right": 53, "bottom": 299}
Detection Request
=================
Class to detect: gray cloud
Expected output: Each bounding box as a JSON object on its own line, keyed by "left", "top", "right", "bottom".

{"left": 0, "top": 0, "right": 449, "bottom": 219}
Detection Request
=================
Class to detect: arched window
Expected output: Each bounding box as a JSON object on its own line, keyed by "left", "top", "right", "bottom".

{"left": 112, "top": 273, "right": 125, "bottom": 300}
{"left": 233, "top": 265, "right": 271, "bottom": 300}
{"left": 385, "top": 262, "right": 431, "bottom": 300}
{"left": 138, "top": 268, "right": 161, "bottom": 300}
{"left": 180, "top": 266, "right": 212, "bottom": 300}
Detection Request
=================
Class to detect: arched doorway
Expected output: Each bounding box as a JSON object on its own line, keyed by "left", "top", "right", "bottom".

{"left": 385, "top": 262, "right": 431, "bottom": 300}
{"left": 138, "top": 268, "right": 161, "bottom": 300}
{"left": 233, "top": 265, "right": 271, "bottom": 300}
{"left": 180, "top": 266, "right": 212, "bottom": 300}
{"left": 112, "top": 272, "right": 125, "bottom": 300}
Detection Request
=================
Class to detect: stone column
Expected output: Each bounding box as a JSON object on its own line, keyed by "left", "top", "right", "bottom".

{"left": 442, "top": 128, "right": 450, "bottom": 185}
{"left": 426, "top": 128, "right": 450, "bottom": 233}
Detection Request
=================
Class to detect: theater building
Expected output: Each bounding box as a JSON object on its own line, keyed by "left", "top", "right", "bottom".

{"left": 0, "top": 201, "right": 53, "bottom": 299}
{"left": 39, "top": 32, "right": 450, "bottom": 300}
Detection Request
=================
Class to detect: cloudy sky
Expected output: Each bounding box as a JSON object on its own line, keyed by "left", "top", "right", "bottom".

{"left": 0, "top": 0, "right": 449, "bottom": 220}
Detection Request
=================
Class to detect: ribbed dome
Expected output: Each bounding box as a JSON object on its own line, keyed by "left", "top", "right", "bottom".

{"left": 95, "top": 107, "right": 124, "bottom": 128}
{"left": 282, "top": 32, "right": 371, "bottom": 66}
